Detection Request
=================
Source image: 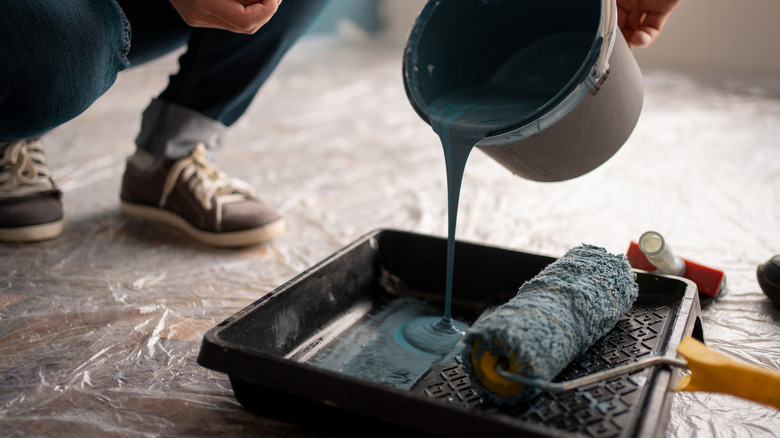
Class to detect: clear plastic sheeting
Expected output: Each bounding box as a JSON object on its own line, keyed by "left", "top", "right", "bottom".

{"left": 1, "top": 37, "right": 779, "bottom": 437}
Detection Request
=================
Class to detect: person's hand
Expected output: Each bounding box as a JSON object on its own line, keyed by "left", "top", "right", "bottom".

{"left": 616, "top": 0, "right": 683, "bottom": 48}
{"left": 168, "top": 0, "right": 281, "bottom": 34}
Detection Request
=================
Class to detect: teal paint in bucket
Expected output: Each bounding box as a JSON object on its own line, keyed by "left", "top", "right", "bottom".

{"left": 397, "top": 0, "right": 643, "bottom": 353}
{"left": 403, "top": 0, "right": 643, "bottom": 182}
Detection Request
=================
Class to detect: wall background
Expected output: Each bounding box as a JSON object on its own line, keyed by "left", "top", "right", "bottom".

{"left": 318, "top": 0, "right": 780, "bottom": 77}
{"left": 632, "top": 0, "right": 780, "bottom": 76}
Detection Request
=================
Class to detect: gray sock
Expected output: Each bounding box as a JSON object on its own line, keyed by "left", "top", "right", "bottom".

{"left": 134, "top": 99, "right": 226, "bottom": 162}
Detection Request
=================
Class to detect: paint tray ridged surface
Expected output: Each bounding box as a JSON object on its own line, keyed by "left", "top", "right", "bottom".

{"left": 198, "top": 229, "right": 702, "bottom": 437}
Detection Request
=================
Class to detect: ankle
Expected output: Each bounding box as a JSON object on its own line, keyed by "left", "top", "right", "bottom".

{"left": 135, "top": 99, "right": 226, "bottom": 161}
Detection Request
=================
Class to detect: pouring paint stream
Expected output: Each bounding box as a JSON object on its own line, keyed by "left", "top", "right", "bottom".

{"left": 398, "top": 33, "right": 592, "bottom": 355}
{"left": 398, "top": 88, "right": 547, "bottom": 354}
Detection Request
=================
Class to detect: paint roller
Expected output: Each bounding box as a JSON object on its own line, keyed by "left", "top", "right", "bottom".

{"left": 462, "top": 244, "right": 780, "bottom": 410}
{"left": 462, "top": 244, "right": 638, "bottom": 404}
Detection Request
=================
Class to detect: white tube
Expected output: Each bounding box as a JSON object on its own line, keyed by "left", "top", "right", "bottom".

{"left": 638, "top": 231, "right": 686, "bottom": 276}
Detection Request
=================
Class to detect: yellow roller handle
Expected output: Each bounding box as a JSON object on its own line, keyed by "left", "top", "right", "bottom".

{"left": 675, "top": 337, "right": 780, "bottom": 410}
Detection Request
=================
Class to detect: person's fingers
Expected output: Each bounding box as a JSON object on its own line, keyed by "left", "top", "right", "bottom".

{"left": 630, "top": 12, "right": 668, "bottom": 47}
{"left": 616, "top": 0, "right": 681, "bottom": 48}
{"left": 617, "top": 7, "right": 648, "bottom": 47}
{"left": 171, "top": 0, "right": 280, "bottom": 34}
{"left": 628, "top": 29, "right": 654, "bottom": 47}
{"left": 212, "top": 0, "right": 280, "bottom": 34}
{"left": 175, "top": 8, "right": 247, "bottom": 33}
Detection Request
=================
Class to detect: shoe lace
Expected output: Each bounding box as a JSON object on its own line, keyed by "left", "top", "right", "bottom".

{"left": 160, "top": 143, "right": 254, "bottom": 224}
{"left": 0, "top": 139, "right": 56, "bottom": 195}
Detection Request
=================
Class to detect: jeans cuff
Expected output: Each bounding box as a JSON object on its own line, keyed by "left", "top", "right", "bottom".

{"left": 135, "top": 99, "right": 226, "bottom": 160}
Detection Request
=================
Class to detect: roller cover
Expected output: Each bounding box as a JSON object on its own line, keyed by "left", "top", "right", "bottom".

{"left": 462, "top": 244, "right": 639, "bottom": 404}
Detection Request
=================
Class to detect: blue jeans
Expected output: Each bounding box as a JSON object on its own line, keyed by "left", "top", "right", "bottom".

{"left": 0, "top": 0, "right": 329, "bottom": 157}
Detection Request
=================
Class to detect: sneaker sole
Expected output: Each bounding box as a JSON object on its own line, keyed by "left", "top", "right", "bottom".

{"left": 120, "top": 201, "right": 285, "bottom": 247}
{"left": 0, "top": 219, "right": 64, "bottom": 243}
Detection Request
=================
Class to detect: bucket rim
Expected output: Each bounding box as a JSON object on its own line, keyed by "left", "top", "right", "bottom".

{"left": 402, "top": 0, "right": 620, "bottom": 141}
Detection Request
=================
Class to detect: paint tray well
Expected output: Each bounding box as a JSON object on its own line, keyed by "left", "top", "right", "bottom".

{"left": 197, "top": 229, "right": 702, "bottom": 437}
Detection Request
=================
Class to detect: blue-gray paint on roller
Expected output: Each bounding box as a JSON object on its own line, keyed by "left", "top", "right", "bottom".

{"left": 462, "top": 244, "right": 639, "bottom": 404}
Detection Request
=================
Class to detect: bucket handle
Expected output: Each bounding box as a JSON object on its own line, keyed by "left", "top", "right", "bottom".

{"left": 591, "top": 0, "right": 618, "bottom": 80}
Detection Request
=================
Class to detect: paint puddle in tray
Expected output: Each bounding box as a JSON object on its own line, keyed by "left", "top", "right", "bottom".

{"left": 309, "top": 296, "right": 465, "bottom": 390}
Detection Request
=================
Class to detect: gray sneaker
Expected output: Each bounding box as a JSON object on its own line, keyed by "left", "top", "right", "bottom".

{"left": 0, "top": 139, "right": 64, "bottom": 242}
{"left": 120, "top": 143, "right": 285, "bottom": 247}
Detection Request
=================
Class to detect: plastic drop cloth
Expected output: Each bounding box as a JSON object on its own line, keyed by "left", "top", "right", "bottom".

{"left": 1, "top": 36, "right": 779, "bottom": 437}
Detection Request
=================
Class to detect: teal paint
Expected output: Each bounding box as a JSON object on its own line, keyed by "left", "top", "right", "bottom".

{"left": 396, "top": 315, "right": 468, "bottom": 355}
{"left": 580, "top": 390, "right": 613, "bottom": 413}
{"left": 397, "top": 33, "right": 593, "bottom": 355}
{"left": 309, "top": 296, "right": 456, "bottom": 390}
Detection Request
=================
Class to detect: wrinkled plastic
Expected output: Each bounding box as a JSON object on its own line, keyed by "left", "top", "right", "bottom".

{"left": 1, "top": 37, "right": 779, "bottom": 437}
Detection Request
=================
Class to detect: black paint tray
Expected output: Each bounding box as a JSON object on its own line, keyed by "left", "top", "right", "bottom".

{"left": 198, "top": 229, "right": 702, "bottom": 437}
